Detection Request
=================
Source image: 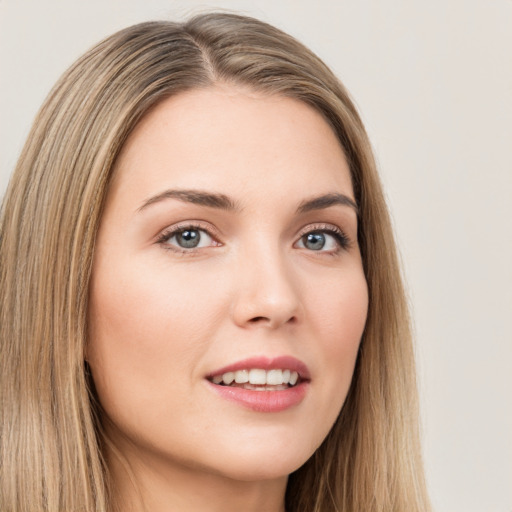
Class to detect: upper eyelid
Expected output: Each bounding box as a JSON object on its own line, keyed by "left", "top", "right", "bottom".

{"left": 157, "top": 221, "right": 347, "bottom": 239}
{"left": 297, "top": 222, "right": 351, "bottom": 241}
{"left": 296, "top": 222, "right": 346, "bottom": 235}
{"left": 157, "top": 221, "right": 221, "bottom": 241}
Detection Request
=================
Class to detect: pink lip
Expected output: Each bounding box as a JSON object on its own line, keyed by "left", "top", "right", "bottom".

{"left": 206, "top": 356, "right": 310, "bottom": 413}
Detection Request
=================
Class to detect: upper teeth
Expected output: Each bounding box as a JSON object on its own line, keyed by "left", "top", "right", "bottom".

{"left": 212, "top": 369, "right": 299, "bottom": 386}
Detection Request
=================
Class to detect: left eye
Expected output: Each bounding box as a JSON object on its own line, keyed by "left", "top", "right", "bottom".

{"left": 162, "top": 227, "right": 214, "bottom": 250}
{"left": 296, "top": 231, "right": 341, "bottom": 251}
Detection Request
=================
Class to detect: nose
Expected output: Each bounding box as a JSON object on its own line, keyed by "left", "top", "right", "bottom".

{"left": 230, "top": 244, "right": 301, "bottom": 330}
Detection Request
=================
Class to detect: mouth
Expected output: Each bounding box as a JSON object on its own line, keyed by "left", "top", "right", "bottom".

{"left": 205, "top": 356, "right": 310, "bottom": 412}
{"left": 208, "top": 368, "right": 302, "bottom": 391}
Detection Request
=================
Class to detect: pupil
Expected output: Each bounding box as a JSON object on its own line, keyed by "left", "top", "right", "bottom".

{"left": 305, "top": 232, "right": 325, "bottom": 250}
{"left": 177, "top": 229, "right": 200, "bottom": 248}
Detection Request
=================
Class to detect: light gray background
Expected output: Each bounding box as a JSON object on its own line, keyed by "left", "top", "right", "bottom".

{"left": 1, "top": 1, "right": 511, "bottom": 511}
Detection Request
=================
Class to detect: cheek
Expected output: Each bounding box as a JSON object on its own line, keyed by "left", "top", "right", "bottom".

{"left": 309, "top": 264, "right": 368, "bottom": 344}
{"left": 305, "top": 268, "right": 368, "bottom": 407}
{"left": 90, "top": 252, "right": 220, "bottom": 345}
{"left": 86, "top": 257, "right": 222, "bottom": 418}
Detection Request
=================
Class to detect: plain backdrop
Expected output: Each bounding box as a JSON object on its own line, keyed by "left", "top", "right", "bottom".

{"left": 1, "top": 1, "right": 511, "bottom": 511}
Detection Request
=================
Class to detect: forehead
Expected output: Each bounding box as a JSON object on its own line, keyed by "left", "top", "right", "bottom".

{"left": 110, "top": 85, "right": 354, "bottom": 209}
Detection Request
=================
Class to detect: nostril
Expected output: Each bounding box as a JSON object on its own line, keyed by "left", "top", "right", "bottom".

{"left": 249, "top": 316, "right": 269, "bottom": 323}
{"left": 248, "top": 315, "right": 297, "bottom": 326}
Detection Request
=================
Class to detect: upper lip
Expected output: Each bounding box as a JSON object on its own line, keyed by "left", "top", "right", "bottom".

{"left": 207, "top": 355, "right": 311, "bottom": 380}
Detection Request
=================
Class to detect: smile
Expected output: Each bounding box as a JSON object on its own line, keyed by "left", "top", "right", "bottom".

{"left": 206, "top": 356, "right": 310, "bottom": 412}
{"left": 209, "top": 368, "right": 300, "bottom": 389}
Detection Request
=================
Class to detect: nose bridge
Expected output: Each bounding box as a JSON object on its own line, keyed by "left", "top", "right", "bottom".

{"left": 231, "top": 231, "right": 301, "bottom": 328}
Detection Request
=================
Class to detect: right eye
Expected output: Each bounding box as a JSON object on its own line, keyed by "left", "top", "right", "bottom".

{"left": 157, "top": 224, "right": 220, "bottom": 253}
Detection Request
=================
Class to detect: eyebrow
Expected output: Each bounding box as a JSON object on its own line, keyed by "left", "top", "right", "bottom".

{"left": 296, "top": 193, "right": 358, "bottom": 215}
{"left": 137, "top": 189, "right": 358, "bottom": 215}
{"left": 138, "top": 189, "right": 241, "bottom": 212}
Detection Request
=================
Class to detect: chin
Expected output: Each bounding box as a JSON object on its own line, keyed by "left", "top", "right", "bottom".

{"left": 191, "top": 432, "right": 321, "bottom": 483}
{"left": 206, "top": 455, "right": 308, "bottom": 483}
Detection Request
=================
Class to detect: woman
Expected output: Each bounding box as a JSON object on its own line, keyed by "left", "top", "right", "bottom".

{"left": 0, "top": 13, "right": 430, "bottom": 512}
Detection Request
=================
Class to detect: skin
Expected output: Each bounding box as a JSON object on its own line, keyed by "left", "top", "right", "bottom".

{"left": 87, "top": 85, "right": 368, "bottom": 512}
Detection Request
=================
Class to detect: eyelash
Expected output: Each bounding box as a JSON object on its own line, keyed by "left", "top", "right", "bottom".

{"left": 296, "top": 224, "right": 352, "bottom": 254}
{"left": 156, "top": 221, "right": 220, "bottom": 255}
{"left": 156, "top": 222, "right": 352, "bottom": 256}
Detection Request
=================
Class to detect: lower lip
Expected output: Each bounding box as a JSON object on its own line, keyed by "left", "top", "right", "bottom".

{"left": 207, "top": 381, "right": 308, "bottom": 412}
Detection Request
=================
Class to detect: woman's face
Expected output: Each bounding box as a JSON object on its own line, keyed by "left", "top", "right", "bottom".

{"left": 88, "top": 86, "right": 368, "bottom": 483}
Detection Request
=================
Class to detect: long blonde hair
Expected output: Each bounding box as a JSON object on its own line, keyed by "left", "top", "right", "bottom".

{"left": 0, "top": 13, "right": 430, "bottom": 512}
